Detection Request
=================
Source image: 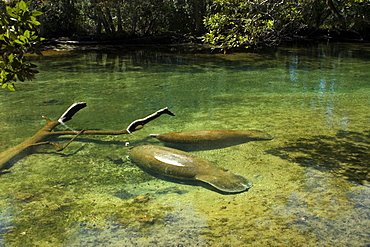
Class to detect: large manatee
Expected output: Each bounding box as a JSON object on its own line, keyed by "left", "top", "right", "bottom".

{"left": 129, "top": 145, "right": 252, "bottom": 193}
{"left": 150, "top": 129, "right": 273, "bottom": 151}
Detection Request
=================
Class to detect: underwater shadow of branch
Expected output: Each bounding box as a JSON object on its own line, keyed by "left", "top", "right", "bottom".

{"left": 267, "top": 130, "right": 370, "bottom": 185}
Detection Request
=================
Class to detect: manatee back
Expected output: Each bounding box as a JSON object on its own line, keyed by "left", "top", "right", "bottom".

{"left": 151, "top": 129, "right": 273, "bottom": 144}
{"left": 129, "top": 145, "right": 212, "bottom": 180}
{"left": 129, "top": 145, "right": 253, "bottom": 193}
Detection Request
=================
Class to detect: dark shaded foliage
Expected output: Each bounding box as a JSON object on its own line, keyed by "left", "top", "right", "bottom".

{"left": 204, "top": 0, "right": 370, "bottom": 50}
{"left": 21, "top": 0, "right": 370, "bottom": 47}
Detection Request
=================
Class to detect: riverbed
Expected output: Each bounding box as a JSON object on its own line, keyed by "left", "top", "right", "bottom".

{"left": 0, "top": 43, "right": 369, "bottom": 246}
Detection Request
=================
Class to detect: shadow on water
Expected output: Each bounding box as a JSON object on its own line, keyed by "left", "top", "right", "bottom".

{"left": 267, "top": 130, "right": 370, "bottom": 185}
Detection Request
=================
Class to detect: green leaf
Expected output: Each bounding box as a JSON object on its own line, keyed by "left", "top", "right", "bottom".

{"left": 31, "top": 11, "right": 43, "bottom": 17}
{"left": 6, "top": 6, "right": 15, "bottom": 17}
{"left": 17, "top": 1, "right": 28, "bottom": 12}
{"left": 7, "top": 53, "right": 14, "bottom": 63}
{"left": 24, "top": 30, "right": 30, "bottom": 38}
{"left": 28, "top": 19, "right": 41, "bottom": 26}
{"left": 7, "top": 83, "right": 16, "bottom": 91}
{"left": 2, "top": 83, "right": 16, "bottom": 91}
{"left": 14, "top": 39, "right": 24, "bottom": 45}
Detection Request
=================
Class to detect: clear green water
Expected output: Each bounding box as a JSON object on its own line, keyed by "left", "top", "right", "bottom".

{"left": 0, "top": 43, "right": 369, "bottom": 246}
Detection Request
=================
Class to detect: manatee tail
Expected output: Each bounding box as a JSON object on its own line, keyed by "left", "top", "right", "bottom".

{"left": 195, "top": 173, "right": 252, "bottom": 193}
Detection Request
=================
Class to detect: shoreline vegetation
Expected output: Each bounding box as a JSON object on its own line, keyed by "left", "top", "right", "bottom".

{"left": 39, "top": 31, "right": 370, "bottom": 54}
{"left": 3, "top": 0, "right": 369, "bottom": 89}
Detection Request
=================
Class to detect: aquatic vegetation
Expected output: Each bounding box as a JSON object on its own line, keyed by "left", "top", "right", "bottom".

{"left": 0, "top": 152, "right": 175, "bottom": 246}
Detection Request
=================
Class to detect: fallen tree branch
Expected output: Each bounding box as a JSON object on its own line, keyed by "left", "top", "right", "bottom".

{"left": 0, "top": 104, "right": 175, "bottom": 170}
{"left": 126, "top": 107, "right": 175, "bottom": 133}
{"left": 34, "top": 129, "right": 86, "bottom": 151}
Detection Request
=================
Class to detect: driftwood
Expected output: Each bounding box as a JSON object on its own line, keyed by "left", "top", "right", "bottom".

{"left": 0, "top": 104, "right": 175, "bottom": 170}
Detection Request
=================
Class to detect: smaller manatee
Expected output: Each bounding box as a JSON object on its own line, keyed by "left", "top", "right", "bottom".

{"left": 150, "top": 129, "right": 273, "bottom": 151}
{"left": 129, "top": 145, "right": 252, "bottom": 193}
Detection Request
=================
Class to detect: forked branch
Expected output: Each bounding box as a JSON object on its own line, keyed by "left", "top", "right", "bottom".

{"left": 0, "top": 104, "right": 175, "bottom": 170}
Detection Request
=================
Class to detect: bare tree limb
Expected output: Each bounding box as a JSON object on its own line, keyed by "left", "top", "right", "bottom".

{"left": 35, "top": 129, "right": 86, "bottom": 151}
{"left": 126, "top": 107, "right": 175, "bottom": 133}
{"left": 0, "top": 105, "right": 175, "bottom": 170}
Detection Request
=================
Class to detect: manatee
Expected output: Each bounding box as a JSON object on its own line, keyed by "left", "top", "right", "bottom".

{"left": 129, "top": 145, "right": 252, "bottom": 193}
{"left": 150, "top": 129, "right": 273, "bottom": 151}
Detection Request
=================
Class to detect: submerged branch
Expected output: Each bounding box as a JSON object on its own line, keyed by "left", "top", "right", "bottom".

{"left": 126, "top": 107, "right": 175, "bottom": 133}
{"left": 0, "top": 105, "right": 175, "bottom": 170}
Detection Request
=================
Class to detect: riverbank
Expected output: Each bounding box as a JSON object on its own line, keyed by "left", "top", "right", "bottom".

{"left": 39, "top": 29, "right": 369, "bottom": 54}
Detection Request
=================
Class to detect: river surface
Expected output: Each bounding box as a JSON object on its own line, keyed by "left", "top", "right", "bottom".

{"left": 0, "top": 43, "right": 369, "bottom": 246}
